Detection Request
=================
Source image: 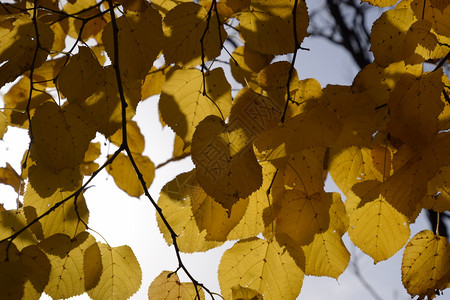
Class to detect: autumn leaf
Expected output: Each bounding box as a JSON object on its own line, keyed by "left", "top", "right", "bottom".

{"left": 238, "top": 0, "right": 309, "bottom": 55}
{"left": 148, "top": 270, "right": 205, "bottom": 299}
{"left": 219, "top": 237, "right": 304, "bottom": 300}
{"left": 401, "top": 230, "right": 450, "bottom": 300}
{"left": 191, "top": 115, "right": 262, "bottom": 211}
{"left": 87, "top": 243, "right": 142, "bottom": 300}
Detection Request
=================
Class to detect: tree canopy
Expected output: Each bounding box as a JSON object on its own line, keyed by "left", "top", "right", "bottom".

{"left": 0, "top": 0, "right": 449, "bottom": 299}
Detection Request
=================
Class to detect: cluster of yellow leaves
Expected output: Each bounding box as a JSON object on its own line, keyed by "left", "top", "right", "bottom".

{"left": 0, "top": 0, "right": 448, "bottom": 299}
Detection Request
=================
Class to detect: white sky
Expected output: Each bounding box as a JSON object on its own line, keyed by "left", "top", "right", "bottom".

{"left": 0, "top": 1, "right": 445, "bottom": 300}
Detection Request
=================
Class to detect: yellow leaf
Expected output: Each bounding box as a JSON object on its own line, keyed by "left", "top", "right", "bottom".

{"left": 218, "top": 237, "right": 304, "bottom": 300}
{"left": 40, "top": 232, "right": 96, "bottom": 299}
{"left": 227, "top": 161, "right": 276, "bottom": 240}
{"left": 230, "top": 46, "right": 273, "bottom": 89}
{"left": 156, "top": 171, "right": 225, "bottom": 251}
{"left": 0, "top": 14, "right": 54, "bottom": 87}
{"left": 159, "top": 68, "right": 232, "bottom": 145}
{"left": 0, "top": 163, "right": 22, "bottom": 194}
{"left": 361, "top": 0, "right": 399, "bottom": 6}
{"left": 20, "top": 245, "right": 51, "bottom": 295}
{"left": 24, "top": 165, "right": 88, "bottom": 239}
{"left": 3, "top": 76, "right": 51, "bottom": 128}
{"left": 411, "top": 0, "right": 450, "bottom": 38}
{"left": 0, "top": 209, "right": 37, "bottom": 250}
{"left": 0, "top": 111, "right": 6, "bottom": 140}
{"left": 402, "top": 230, "right": 450, "bottom": 300}
{"left": 31, "top": 101, "right": 96, "bottom": 170}
{"left": 191, "top": 115, "right": 262, "bottom": 211}
{"left": 0, "top": 243, "right": 25, "bottom": 300}
{"left": 301, "top": 191, "right": 349, "bottom": 278}
{"left": 103, "top": 5, "right": 163, "bottom": 80}
{"left": 302, "top": 230, "right": 350, "bottom": 278}
{"left": 84, "top": 242, "right": 103, "bottom": 291}
{"left": 226, "top": 0, "right": 251, "bottom": 12}
{"left": 87, "top": 243, "right": 142, "bottom": 300}
{"left": 148, "top": 270, "right": 205, "bottom": 300}
{"left": 276, "top": 190, "right": 333, "bottom": 246}
{"left": 239, "top": 0, "right": 309, "bottom": 55}
{"left": 151, "top": 0, "right": 191, "bottom": 16}
{"left": 162, "top": 2, "right": 226, "bottom": 66}
{"left": 388, "top": 70, "right": 444, "bottom": 149}
{"left": 106, "top": 152, "right": 155, "bottom": 198}
{"left": 231, "top": 285, "right": 263, "bottom": 300}
{"left": 282, "top": 146, "right": 327, "bottom": 195}
{"left": 141, "top": 66, "right": 167, "bottom": 100}
{"left": 348, "top": 191, "right": 410, "bottom": 263}
{"left": 352, "top": 61, "right": 422, "bottom": 114}
{"left": 424, "top": 166, "right": 450, "bottom": 212}
{"left": 229, "top": 87, "right": 283, "bottom": 139}
{"left": 109, "top": 120, "right": 145, "bottom": 154}
{"left": 58, "top": 46, "right": 106, "bottom": 104}
{"left": 81, "top": 142, "right": 101, "bottom": 176}
{"left": 370, "top": 8, "right": 416, "bottom": 66}
{"left": 254, "top": 103, "right": 341, "bottom": 162}
{"left": 288, "top": 78, "right": 323, "bottom": 118}
{"left": 328, "top": 146, "right": 383, "bottom": 194}
{"left": 82, "top": 66, "right": 141, "bottom": 137}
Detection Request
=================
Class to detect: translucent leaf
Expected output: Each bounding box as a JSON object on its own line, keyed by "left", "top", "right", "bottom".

{"left": 152, "top": 0, "right": 191, "bottom": 16}
{"left": 40, "top": 232, "right": 96, "bottom": 299}
{"left": 84, "top": 242, "right": 103, "bottom": 291}
{"left": 191, "top": 115, "right": 262, "bottom": 211}
{"left": 229, "top": 87, "right": 283, "bottom": 139}
{"left": 58, "top": 46, "right": 106, "bottom": 104}
{"left": 24, "top": 165, "right": 88, "bottom": 239}
{"left": 0, "top": 243, "right": 25, "bottom": 300}
{"left": 159, "top": 68, "right": 232, "bottom": 145}
{"left": 0, "top": 209, "right": 37, "bottom": 250}
{"left": 0, "top": 15, "right": 54, "bottom": 87}
{"left": 227, "top": 161, "right": 276, "bottom": 240}
{"left": 162, "top": 2, "right": 226, "bottom": 66}
{"left": 0, "top": 163, "right": 22, "bottom": 194}
{"left": 361, "top": 0, "right": 399, "bottom": 6}
{"left": 0, "top": 111, "right": 7, "bottom": 139}
{"left": 402, "top": 230, "right": 450, "bottom": 300}
{"left": 254, "top": 104, "right": 341, "bottom": 162}
{"left": 21, "top": 245, "right": 51, "bottom": 295}
{"left": 218, "top": 237, "right": 304, "bottom": 300}
{"left": 424, "top": 166, "right": 450, "bottom": 212}
{"left": 82, "top": 66, "right": 141, "bottom": 137}
{"left": 411, "top": 0, "right": 450, "bottom": 38}
{"left": 31, "top": 101, "right": 96, "bottom": 170}
{"left": 3, "top": 76, "right": 51, "bottom": 128}
{"left": 282, "top": 147, "right": 327, "bottom": 195}
{"left": 276, "top": 190, "right": 333, "bottom": 246}
{"left": 156, "top": 171, "right": 224, "bottom": 251}
{"left": 103, "top": 5, "right": 163, "bottom": 80}
{"left": 388, "top": 70, "right": 444, "bottom": 149}
{"left": 87, "top": 243, "right": 142, "bottom": 300}
{"left": 148, "top": 270, "right": 205, "bottom": 300}
{"left": 231, "top": 285, "right": 263, "bottom": 300}
{"left": 141, "top": 66, "right": 167, "bottom": 100}
{"left": 106, "top": 152, "right": 155, "bottom": 198}
{"left": 109, "top": 120, "right": 145, "bottom": 154}
{"left": 348, "top": 191, "right": 410, "bottom": 263}
{"left": 81, "top": 142, "right": 101, "bottom": 176}
{"left": 230, "top": 46, "right": 273, "bottom": 89}
{"left": 257, "top": 61, "right": 299, "bottom": 103}
{"left": 239, "top": 0, "right": 309, "bottom": 55}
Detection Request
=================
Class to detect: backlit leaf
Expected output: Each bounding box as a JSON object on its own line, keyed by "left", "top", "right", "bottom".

{"left": 24, "top": 165, "right": 88, "bottom": 239}
{"left": 84, "top": 242, "right": 103, "bottom": 291}
{"left": 41, "top": 232, "right": 96, "bottom": 299}
{"left": 159, "top": 68, "right": 232, "bottom": 145}
{"left": 58, "top": 46, "right": 106, "bottom": 104}
{"left": 191, "top": 115, "right": 262, "bottom": 211}
{"left": 148, "top": 270, "right": 205, "bottom": 299}
{"left": 31, "top": 101, "right": 96, "bottom": 170}
{"left": 402, "top": 230, "right": 450, "bottom": 299}
{"left": 239, "top": 0, "right": 309, "bottom": 55}
{"left": 0, "top": 163, "right": 22, "bottom": 194}
{"left": 157, "top": 171, "right": 223, "bottom": 252}
{"left": 103, "top": 5, "right": 163, "bottom": 80}
{"left": 0, "top": 209, "right": 37, "bottom": 250}
{"left": 230, "top": 46, "right": 273, "bottom": 89}
{"left": 109, "top": 120, "right": 146, "bottom": 154}
{"left": 106, "top": 152, "right": 155, "bottom": 198}
{"left": 162, "top": 2, "right": 226, "bottom": 66}
{"left": 362, "top": 0, "right": 399, "bottom": 6}
{"left": 87, "top": 243, "right": 142, "bottom": 300}
{"left": 219, "top": 237, "right": 304, "bottom": 300}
